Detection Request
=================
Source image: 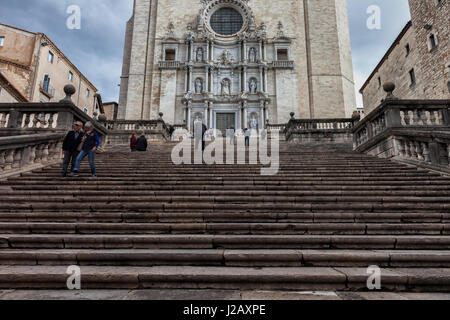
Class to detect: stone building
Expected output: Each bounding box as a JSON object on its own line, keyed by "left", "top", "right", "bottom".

{"left": 118, "top": 0, "right": 356, "bottom": 132}
{"left": 0, "top": 23, "right": 102, "bottom": 117}
{"left": 360, "top": 0, "right": 449, "bottom": 113}
{"left": 103, "top": 102, "right": 119, "bottom": 121}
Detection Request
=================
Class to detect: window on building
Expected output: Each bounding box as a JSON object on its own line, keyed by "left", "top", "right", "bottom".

{"left": 428, "top": 34, "right": 438, "bottom": 51}
{"left": 43, "top": 74, "right": 51, "bottom": 92}
{"left": 409, "top": 68, "right": 416, "bottom": 86}
{"left": 378, "top": 76, "right": 382, "bottom": 88}
{"left": 48, "top": 51, "right": 54, "bottom": 63}
{"left": 435, "top": 0, "right": 442, "bottom": 6}
{"left": 68, "top": 71, "right": 73, "bottom": 82}
{"left": 83, "top": 108, "right": 88, "bottom": 114}
{"left": 86, "top": 89, "right": 90, "bottom": 97}
{"left": 165, "top": 49, "right": 176, "bottom": 61}
{"left": 210, "top": 7, "right": 244, "bottom": 36}
{"left": 405, "top": 43, "right": 410, "bottom": 56}
{"left": 0, "top": 37, "right": 4, "bottom": 47}
{"left": 277, "top": 49, "right": 289, "bottom": 61}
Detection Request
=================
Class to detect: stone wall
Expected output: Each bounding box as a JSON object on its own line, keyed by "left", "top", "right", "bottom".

{"left": 361, "top": 23, "right": 417, "bottom": 114}
{"left": 408, "top": 0, "right": 449, "bottom": 100}
{"left": 361, "top": 0, "right": 449, "bottom": 113}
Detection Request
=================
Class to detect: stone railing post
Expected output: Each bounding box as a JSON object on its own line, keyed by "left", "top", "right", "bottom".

{"left": 4, "top": 150, "right": 14, "bottom": 171}
{"left": 0, "top": 150, "right": 5, "bottom": 173}
{"left": 428, "top": 142, "right": 440, "bottom": 165}
{"left": 7, "top": 108, "right": 22, "bottom": 129}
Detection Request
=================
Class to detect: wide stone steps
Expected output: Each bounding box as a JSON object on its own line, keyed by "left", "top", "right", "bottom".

{"left": 1, "top": 142, "right": 450, "bottom": 291}
{"left": 2, "top": 203, "right": 450, "bottom": 213}
{"left": 0, "top": 222, "right": 447, "bottom": 235}
{"left": 0, "top": 265, "right": 448, "bottom": 291}
{"left": 1, "top": 234, "right": 450, "bottom": 250}
{"left": 0, "top": 211, "right": 446, "bottom": 223}
{"left": 0, "top": 249, "right": 449, "bottom": 268}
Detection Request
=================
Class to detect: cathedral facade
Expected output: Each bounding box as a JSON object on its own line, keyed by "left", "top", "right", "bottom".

{"left": 118, "top": 0, "right": 356, "bottom": 132}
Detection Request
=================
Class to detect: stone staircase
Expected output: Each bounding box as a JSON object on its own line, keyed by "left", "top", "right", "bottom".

{"left": 0, "top": 140, "right": 450, "bottom": 292}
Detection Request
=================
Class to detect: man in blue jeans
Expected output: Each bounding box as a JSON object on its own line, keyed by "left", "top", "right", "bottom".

{"left": 70, "top": 122, "right": 100, "bottom": 178}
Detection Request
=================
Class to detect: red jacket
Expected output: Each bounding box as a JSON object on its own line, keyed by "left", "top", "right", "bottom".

{"left": 130, "top": 136, "right": 137, "bottom": 149}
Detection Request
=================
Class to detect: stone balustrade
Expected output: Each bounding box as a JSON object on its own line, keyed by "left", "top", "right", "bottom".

{"left": 378, "top": 130, "right": 450, "bottom": 174}
{"left": 353, "top": 83, "right": 450, "bottom": 173}
{"left": 0, "top": 102, "right": 108, "bottom": 134}
{"left": 0, "top": 133, "right": 65, "bottom": 179}
{"left": 266, "top": 123, "right": 286, "bottom": 133}
{"left": 270, "top": 61, "right": 294, "bottom": 69}
{"left": 285, "top": 115, "right": 354, "bottom": 146}
{"left": 158, "top": 61, "right": 181, "bottom": 69}
{"left": 353, "top": 100, "right": 450, "bottom": 151}
{"left": 104, "top": 118, "right": 171, "bottom": 145}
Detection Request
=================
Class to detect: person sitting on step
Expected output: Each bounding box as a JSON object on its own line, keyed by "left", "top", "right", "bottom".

{"left": 136, "top": 132, "right": 148, "bottom": 152}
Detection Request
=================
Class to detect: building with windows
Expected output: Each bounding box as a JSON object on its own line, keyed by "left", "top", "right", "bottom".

{"left": 0, "top": 23, "right": 102, "bottom": 116}
{"left": 360, "top": 0, "right": 449, "bottom": 113}
{"left": 118, "top": 0, "right": 357, "bottom": 131}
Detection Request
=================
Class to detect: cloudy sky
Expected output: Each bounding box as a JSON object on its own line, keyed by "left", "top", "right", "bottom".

{"left": 0, "top": 0, "right": 411, "bottom": 107}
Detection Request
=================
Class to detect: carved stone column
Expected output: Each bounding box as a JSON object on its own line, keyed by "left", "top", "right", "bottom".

{"left": 258, "top": 40, "right": 263, "bottom": 62}
{"left": 263, "top": 40, "right": 267, "bottom": 61}
{"left": 189, "top": 40, "right": 194, "bottom": 62}
{"left": 187, "top": 104, "right": 192, "bottom": 133}
{"left": 264, "top": 102, "right": 269, "bottom": 124}
{"left": 206, "top": 41, "right": 210, "bottom": 62}
{"left": 209, "top": 103, "right": 213, "bottom": 129}
{"left": 260, "top": 101, "right": 265, "bottom": 129}
{"left": 243, "top": 67, "right": 248, "bottom": 92}
{"left": 243, "top": 101, "right": 248, "bottom": 129}
{"left": 188, "top": 66, "right": 193, "bottom": 92}
{"left": 264, "top": 67, "right": 268, "bottom": 93}
{"left": 243, "top": 40, "right": 247, "bottom": 61}
{"left": 259, "top": 67, "right": 264, "bottom": 92}
{"left": 204, "top": 101, "right": 209, "bottom": 125}
{"left": 184, "top": 68, "right": 189, "bottom": 92}
{"left": 205, "top": 66, "right": 209, "bottom": 93}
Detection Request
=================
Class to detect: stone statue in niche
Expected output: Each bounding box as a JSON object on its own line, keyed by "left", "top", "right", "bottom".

{"left": 249, "top": 78, "right": 257, "bottom": 93}
{"left": 220, "top": 50, "right": 233, "bottom": 64}
{"left": 249, "top": 13, "right": 256, "bottom": 28}
{"left": 197, "top": 10, "right": 204, "bottom": 28}
{"left": 248, "top": 47, "right": 257, "bottom": 63}
{"left": 221, "top": 78, "right": 231, "bottom": 96}
{"left": 196, "top": 47, "right": 204, "bottom": 62}
{"left": 249, "top": 113, "right": 258, "bottom": 130}
{"left": 195, "top": 78, "right": 203, "bottom": 94}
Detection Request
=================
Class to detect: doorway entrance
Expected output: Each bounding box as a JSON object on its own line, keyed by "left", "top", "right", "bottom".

{"left": 216, "top": 113, "right": 236, "bottom": 137}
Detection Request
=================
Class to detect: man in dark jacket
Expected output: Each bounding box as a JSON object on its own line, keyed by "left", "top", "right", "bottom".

{"left": 70, "top": 122, "right": 100, "bottom": 178}
{"left": 136, "top": 132, "right": 148, "bottom": 152}
{"left": 61, "top": 121, "right": 83, "bottom": 177}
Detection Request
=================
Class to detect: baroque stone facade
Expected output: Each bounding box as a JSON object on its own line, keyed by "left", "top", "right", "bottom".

{"left": 360, "top": 0, "right": 450, "bottom": 114}
{"left": 118, "top": 0, "right": 356, "bottom": 130}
